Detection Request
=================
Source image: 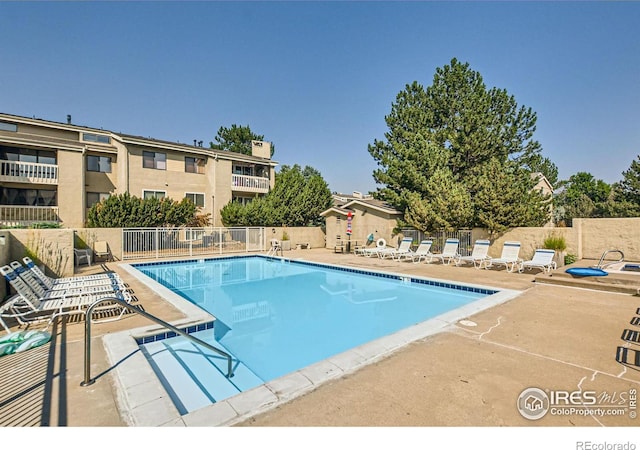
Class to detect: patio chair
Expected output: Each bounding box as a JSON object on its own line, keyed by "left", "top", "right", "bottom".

{"left": 2, "top": 265, "right": 127, "bottom": 310}
{"left": 424, "top": 238, "right": 460, "bottom": 265}
{"left": 402, "top": 240, "right": 434, "bottom": 263}
{"left": 93, "top": 241, "right": 113, "bottom": 262}
{"left": 455, "top": 240, "right": 491, "bottom": 269}
{"left": 357, "top": 237, "right": 386, "bottom": 257}
{"left": 518, "top": 249, "right": 557, "bottom": 273}
{"left": 74, "top": 248, "right": 92, "bottom": 266}
{"left": 23, "top": 257, "right": 123, "bottom": 290}
{"left": 0, "top": 294, "right": 63, "bottom": 334}
{"left": 0, "top": 265, "right": 134, "bottom": 327}
{"left": 484, "top": 241, "right": 522, "bottom": 272}
{"left": 379, "top": 237, "right": 413, "bottom": 260}
{"left": 11, "top": 260, "right": 124, "bottom": 295}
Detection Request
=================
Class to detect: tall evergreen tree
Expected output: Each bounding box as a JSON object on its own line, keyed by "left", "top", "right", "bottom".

{"left": 368, "top": 58, "right": 552, "bottom": 231}
{"left": 474, "top": 159, "right": 550, "bottom": 235}
{"left": 617, "top": 154, "right": 640, "bottom": 206}
{"left": 404, "top": 168, "right": 472, "bottom": 232}
{"left": 210, "top": 124, "right": 275, "bottom": 157}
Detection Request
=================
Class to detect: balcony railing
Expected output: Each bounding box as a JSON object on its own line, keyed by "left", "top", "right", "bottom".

{"left": 231, "top": 174, "right": 270, "bottom": 193}
{"left": 0, "top": 160, "right": 58, "bottom": 185}
{"left": 0, "top": 206, "right": 60, "bottom": 227}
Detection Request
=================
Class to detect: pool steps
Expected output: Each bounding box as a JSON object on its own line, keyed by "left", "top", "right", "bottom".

{"left": 141, "top": 328, "right": 263, "bottom": 414}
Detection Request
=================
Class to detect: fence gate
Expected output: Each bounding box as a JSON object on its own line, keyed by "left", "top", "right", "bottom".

{"left": 401, "top": 229, "right": 473, "bottom": 256}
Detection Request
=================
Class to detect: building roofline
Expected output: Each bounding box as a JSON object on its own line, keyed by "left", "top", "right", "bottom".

{"left": 342, "top": 199, "right": 402, "bottom": 215}
{"left": 0, "top": 112, "right": 278, "bottom": 166}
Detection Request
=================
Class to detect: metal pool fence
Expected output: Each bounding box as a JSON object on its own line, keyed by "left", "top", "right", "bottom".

{"left": 400, "top": 229, "right": 473, "bottom": 256}
{"left": 121, "top": 227, "right": 266, "bottom": 260}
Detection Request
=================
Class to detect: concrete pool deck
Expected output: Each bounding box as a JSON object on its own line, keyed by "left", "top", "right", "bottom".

{"left": 1, "top": 249, "right": 639, "bottom": 427}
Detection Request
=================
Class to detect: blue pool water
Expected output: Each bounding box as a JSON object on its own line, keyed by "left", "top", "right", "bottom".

{"left": 132, "top": 256, "right": 496, "bottom": 412}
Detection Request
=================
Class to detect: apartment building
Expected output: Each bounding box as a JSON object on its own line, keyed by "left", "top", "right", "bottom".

{"left": 0, "top": 113, "right": 277, "bottom": 228}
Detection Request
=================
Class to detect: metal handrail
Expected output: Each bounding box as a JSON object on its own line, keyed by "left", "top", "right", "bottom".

{"left": 595, "top": 249, "right": 625, "bottom": 269}
{"left": 80, "top": 296, "right": 234, "bottom": 387}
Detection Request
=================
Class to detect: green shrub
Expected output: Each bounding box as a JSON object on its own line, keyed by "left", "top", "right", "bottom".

{"left": 543, "top": 233, "right": 567, "bottom": 252}
{"left": 30, "top": 222, "right": 62, "bottom": 229}
{"left": 564, "top": 253, "right": 577, "bottom": 265}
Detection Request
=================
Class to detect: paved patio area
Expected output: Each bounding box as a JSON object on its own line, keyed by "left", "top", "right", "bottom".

{"left": 1, "top": 248, "right": 639, "bottom": 428}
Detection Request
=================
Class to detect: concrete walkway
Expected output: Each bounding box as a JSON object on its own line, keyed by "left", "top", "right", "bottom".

{"left": 1, "top": 249, "right": 639, "bottom": 427}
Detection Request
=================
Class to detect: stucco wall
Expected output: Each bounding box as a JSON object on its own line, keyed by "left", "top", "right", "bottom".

{"left": 574, "top": 218, "right": 640, "bottom": 261}
{"left": 324, "top": 208, "right": 400, "bottom": 249}
{"left": 74, "top": 228, "right": 124, "bottom": 261}
{"left": 480, "top": 227, "right": 577, "bottom": 261}
{"left": 480, "top": 218, "right": 640, "bottom": 261}
{"left": 9, "top": 228, "right": 75, "bottom": 277}
{"left": 267, "top": 227, "right": 325, "bottom": 249}
{"left": 57, "top": 149, "right": 86, "bottom": 228}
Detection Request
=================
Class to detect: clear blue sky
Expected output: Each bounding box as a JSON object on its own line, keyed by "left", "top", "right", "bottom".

{"left": 1, "top": 1, "right": 639, "bottom": 195}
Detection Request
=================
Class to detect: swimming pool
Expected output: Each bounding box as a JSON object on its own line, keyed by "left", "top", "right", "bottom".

{"left": 111, "top": 255, "right": 520, "bottom": 425}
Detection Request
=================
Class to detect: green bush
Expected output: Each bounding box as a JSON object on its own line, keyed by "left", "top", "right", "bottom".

{"left": 87, "top": 192, "right": 197, "bottom": 228}
{"left": 543, "top": 233, "right": 567, "bottom": 252}
{"left": 30, "top": 222, "right": 62, "bottom": 229}
{"left": 564, "top": 253, "right": 577, "bottom": 265}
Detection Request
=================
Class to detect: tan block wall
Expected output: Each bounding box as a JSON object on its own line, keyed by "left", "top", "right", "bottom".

{"left": 9, "top": 229, "right": 75, "bottom": 277}
{"left": 74, "top": 228, "right": 123, "bottom": 261}
{"left": 267, "top": 227, "right": 325, "bottom": 249}
{"left": 574, "top": 218, "right": 640, "bottom": 261}
{"left": 57, "top": 149, "right": 86, "bottom": 228}
{"left": 481, "top": 227, "right": 577, "bottom": 261}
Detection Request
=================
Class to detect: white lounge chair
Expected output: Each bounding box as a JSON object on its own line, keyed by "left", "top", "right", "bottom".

{"left": 455, "top": 239, "right": 491, "bottom": 269}
{"left": 519, "top": 249, "right": 557, "bottom": 273}
{"left": 484, "top": 241, "right": 522, "bottom": 272}
{"left": 379, "top": 237, "right": 413, "bottom": 260}
{"left": 425, "top": 238, "right": 460, "bottom": 264}
{"left": 0, "top": 264, "right": 134, "bottom": 325}
{"left": 400, "top": 240, "right": 433, "bottom": 263}
{"left": 9, "top": 261, "right": 124, "bottom": 296}
{"left": 23, "top": 257, "right": 123, "bottom": 289}
{"left": 359, "top": 238, "right": 387, "bottom": 257}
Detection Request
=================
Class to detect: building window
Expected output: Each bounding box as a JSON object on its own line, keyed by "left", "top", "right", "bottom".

{"left": 185, "top": 157, "right": 205, "bottom": 174}
{"left": 143, "top": 190, "right": 166, "bottom": 200}
{"left": 86, "top": 192, "right": 110, "bottom": 208}
{"left": 143, "top": 151, "right": 166, "bottom": 170}
{"left": 0, "top": 121, "right": 17, "bottom": 132}
{"left": 232, "top": 195, "right": 253, "bottom": 206}
{"left": 86, "top": 155, "right": 112, "bottom": 173}
{"left": 0, "top": 187, "right": 57, "bottom": 206}
{"left": 233, "top": 164, "right": 253, "bottom": 176}
{"left": 185, "top": 192, "right": 205, "bottom": 208}
{"left": 82, "top": 133, "right": 111, "bottom": 144}
{"left": 0, "top": 146, "right": 56, "bottom": 165}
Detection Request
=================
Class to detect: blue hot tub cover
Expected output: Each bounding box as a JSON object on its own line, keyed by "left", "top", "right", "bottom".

{"left": 565, "top": 267, "right": 609, "bottom": 277}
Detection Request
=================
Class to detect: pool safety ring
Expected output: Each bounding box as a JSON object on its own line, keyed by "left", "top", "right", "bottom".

{"left": 376, "top": 238, "right": 386, "bottom": 248}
